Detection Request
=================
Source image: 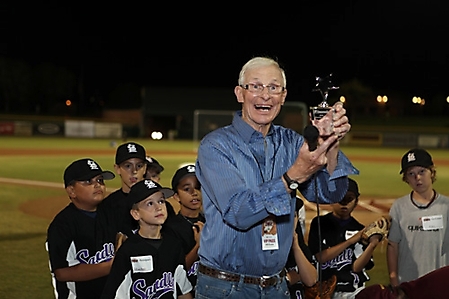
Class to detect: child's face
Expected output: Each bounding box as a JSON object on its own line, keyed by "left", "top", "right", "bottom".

{"left": 65, "top": 174, "right": 106, "bottom": 211}
{"left": 114, "top": 158, "right": 147, "bottom": 193}
{"left": 174, "top": 176, "right": 202, "bottom": 212}
{"left": 331, "top": 191, "right": 357, "bottom": 220}
{"left": 132, "top": 191, "right": 167, "bottom": 225}
{"left": 404, "top": 166, "right": 434, "bottom": 193}
{"left": 145, "top": 168, "right": 161, "bottom": 182}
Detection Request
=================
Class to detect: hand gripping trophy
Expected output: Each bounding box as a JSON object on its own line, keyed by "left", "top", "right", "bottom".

{"left": 310, "top": 74, "right": 339, "bottom": 120}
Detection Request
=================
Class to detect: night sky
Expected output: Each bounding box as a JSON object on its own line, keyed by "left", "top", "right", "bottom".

{"left": 2, "top": 2, "right": 449, "bottom": 108}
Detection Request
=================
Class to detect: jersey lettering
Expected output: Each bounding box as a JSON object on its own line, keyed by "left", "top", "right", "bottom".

{"left": 407, "top": 225, "right": 439, "bottom": 232}
{"left": 132, "top": 272, "right": 174, "bottom": 299}
{"left": 188, "top": 260, "right": 199, "bottom": 276}
{"left": 76, "top": 243, "right": 114, "bottom": 264}
{"left": 321, "top": 247, "right": 353, "bottom": 271}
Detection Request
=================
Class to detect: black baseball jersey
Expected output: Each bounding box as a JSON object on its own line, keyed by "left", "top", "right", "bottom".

{"left": 99, "top": 189, "right": 138, "bottom": 236}
{"left": 164, "top": 212, "right": 205, "bottom": 291}
{"left": 46, "top": 203, "right": 116, "bottom": 299}
{"left": 100, "top": 232, "right": 192, "bottom": 298}
{"left": 308, "top": 213, "right": 374, "bottom": 293}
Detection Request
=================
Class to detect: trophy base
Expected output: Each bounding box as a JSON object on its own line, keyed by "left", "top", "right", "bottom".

{"left": 310, "top": 106, "right": 332, "bottom": 120}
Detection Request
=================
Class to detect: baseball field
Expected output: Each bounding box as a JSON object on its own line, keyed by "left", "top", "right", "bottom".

{"left": 1, "top": 136, "right": 448, "bottom": 298}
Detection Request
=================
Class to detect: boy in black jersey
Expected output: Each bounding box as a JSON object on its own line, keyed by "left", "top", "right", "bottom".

{"left": 101, "top": 179, "right": 193, "bottom": 299}
{"left": 165, "top": 165, "right": 205, "bottom": 295}
{"left": 308, "top": 178, "right": 381, "bottom": 298}
{"left": 101, "top": 142, "right": 148, "bottom": 235}
{"left": 46, "top": 158, "right": 116, "bottom": 299}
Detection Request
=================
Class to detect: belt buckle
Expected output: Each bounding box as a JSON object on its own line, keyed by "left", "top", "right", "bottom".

{"left": 260, "top": 275, "right": 272, "bottom": 288}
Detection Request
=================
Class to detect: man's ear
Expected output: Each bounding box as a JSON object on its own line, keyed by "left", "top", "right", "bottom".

{"left": 280, "top": 90, "right": 287, "bottom": 105}
{"left": 235, "top": 86, "right": 244, "bottom": 103}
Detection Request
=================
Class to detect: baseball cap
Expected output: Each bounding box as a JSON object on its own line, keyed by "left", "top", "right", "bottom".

{"left": 347, "top": 177, "right": 360, "bottom": 197}
{"left": 171, "top": 164, "right": 197, "bottom": 190}
{"left": 115, "top": 142, "right": 146, "bottom": 165}
{"left": 400, "top": 148, "right": 433, "bottom": 174}
{"left": 128, "top": 179, "right": 175, "bottom": 209}
{"left": 63, "top": 158, "right": 115, "bottom": 187}
{"left": 146, "top": 156, "right": 164, "bottom": 173}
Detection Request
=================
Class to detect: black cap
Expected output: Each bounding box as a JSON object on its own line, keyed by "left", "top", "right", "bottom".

{"left": 400, "top": 148, "right": 434, "bottom": 174}
{"left": 115, "top": 142, "right": 146, "bottom": 165}
{"left": 347, "top": 177, "right": 360, "bottom": 197}
{"left": 63, "top": 158, "right": 115, "bottom": 187}
{"left": 128, "top": 179, "right": 175, "bottom": 209}
{"left": 171, "top": 164, "right": 197, "bottom": 190}
{"left": 146, "top": 156, "right": 164, "bottom": 173}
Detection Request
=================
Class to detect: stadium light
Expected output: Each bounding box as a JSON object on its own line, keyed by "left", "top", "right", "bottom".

{"left": 151, "top": 131, "right": 163, "bottom": 140}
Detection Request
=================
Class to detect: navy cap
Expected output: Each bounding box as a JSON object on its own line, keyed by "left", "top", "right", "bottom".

{"left": 347, "top": 177, "right": 360, "bottom": 197}
{"left": 63, "top": 158, "right": 115, "bottom": 187}
{"left": 400, "top": 148, "right": 433, "bottom": 174}
{"left": 128, "top": 180, "right": 174, "bottom": 209}
{"left": 115, "top": 142, "right": 146, "bottom": 165}
{"left": 146, "top": 156, "right": 164, "bottom": 173}
{"left": 171, "top": 164, "right": 197, "bottom": 191}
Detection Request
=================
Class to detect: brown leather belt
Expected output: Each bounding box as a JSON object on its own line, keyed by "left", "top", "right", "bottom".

{"left": 198, "top": 264, "right": 286, "bottom": 288}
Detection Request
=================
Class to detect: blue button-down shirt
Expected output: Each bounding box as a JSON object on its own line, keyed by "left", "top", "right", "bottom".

{"left": 196, "top": 111, "right": 358, "bottom": 277}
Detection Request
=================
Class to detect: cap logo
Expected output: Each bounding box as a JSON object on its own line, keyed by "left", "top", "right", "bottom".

{"left": 144, "top": 180, "right": 157, "bottom": 190}
{"left": 87, "top": 160, "right": 99, "bottom": 170}
{"left": 187, "top": 165, "right": 195, "bottom": 173}
{"left": 127, "top": 144, "right": 138, "bottom": 153}
{"left": 407, "top": 153, "right": 416, "bottom": 163}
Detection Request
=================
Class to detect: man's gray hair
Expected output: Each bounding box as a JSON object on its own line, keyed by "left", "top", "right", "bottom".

{"left": 238, "top": 57, "right": 287, "bottom": 87}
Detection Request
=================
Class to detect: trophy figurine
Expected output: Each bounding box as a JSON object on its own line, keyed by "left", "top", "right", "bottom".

{"left": 310, "top": 74, "right": 339, "bottom": 120}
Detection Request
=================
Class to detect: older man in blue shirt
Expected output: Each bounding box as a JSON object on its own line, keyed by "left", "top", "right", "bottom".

{"left": 195, "top": 57, "right": 358, "bottom": 299}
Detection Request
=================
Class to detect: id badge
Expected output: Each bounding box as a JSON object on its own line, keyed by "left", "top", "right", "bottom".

{"left": 131, "top": 255, "right": 154, "bottom": 273}
{"left": 345, "top": 230, "right": 359, "bottom": 240}
{"left": 262, "top": 215, "right": 279, "bottom": 250}
{"left": 422, "top": 215, "right": 444, "bottom": 230}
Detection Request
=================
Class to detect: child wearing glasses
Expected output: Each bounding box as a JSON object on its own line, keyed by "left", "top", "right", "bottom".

{"left": 46, "top": 158, "right": 116, "bottom": 299}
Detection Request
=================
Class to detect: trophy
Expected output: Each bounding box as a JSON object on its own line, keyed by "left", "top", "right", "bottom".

{"left": 310, "top": 74, "right": 339, "bottom": 120}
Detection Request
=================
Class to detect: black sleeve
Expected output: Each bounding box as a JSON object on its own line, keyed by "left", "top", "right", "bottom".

{"left": 295, "top": 223, "right": 314, "bottom": 263}
{"left": 100, "top": 243, "right": 131, "bottom": 299}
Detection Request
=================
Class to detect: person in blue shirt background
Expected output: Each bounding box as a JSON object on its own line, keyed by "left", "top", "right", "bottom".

{"left": 195, "top": 56, "right": 358, "bottom": 298}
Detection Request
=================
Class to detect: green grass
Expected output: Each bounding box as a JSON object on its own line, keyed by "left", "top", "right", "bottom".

{"left": 0, "top": 136, "right": 448, "bottom": 296}
{"left": 0, "top": 184, "right": 62, "bottom": 298}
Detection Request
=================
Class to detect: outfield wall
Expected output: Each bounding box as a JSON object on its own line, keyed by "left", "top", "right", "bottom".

{"left": 343, "top": 130, "right": 449, "bottom": 148}
{"left": 1, "top": 117, "right": 448, "bottom": 148}
{"left": 0, "top": 119, "right": 123, "bottom": 139}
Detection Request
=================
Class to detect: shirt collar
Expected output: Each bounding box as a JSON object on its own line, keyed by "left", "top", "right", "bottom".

{"left": 232, "top": 111, "right": 274, "bottom": 143}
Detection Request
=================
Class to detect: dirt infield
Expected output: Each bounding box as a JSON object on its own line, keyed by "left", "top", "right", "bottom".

{"left": 20, "top": 196, "right": 69, "bottom": 220}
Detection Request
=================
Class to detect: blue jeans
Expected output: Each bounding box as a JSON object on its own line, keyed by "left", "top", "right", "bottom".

{"left": 195, "top": 271, "right": 290, "bottom": 299}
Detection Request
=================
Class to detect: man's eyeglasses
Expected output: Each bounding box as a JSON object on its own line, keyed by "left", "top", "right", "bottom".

{"left": 240, "top": 83, "right": 286, "bottom": 95}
